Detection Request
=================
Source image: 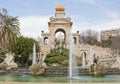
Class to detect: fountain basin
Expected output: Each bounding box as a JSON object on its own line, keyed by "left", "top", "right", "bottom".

{"left": 0, "top": 74, "right": 120, "bottom": 83}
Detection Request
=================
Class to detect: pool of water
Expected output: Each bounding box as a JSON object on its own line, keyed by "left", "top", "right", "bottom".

{"left": 70, "top": 75, "right": 120, "bottom": 83}
{"left": 0, "top": 74, "right": 120, "bottom": 83}
{"left": 0, "top": 74, "right": 68, "bottom": 83}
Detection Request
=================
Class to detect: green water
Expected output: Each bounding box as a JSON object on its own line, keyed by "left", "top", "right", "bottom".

{"left": 0, "top": 75, "right": 68, "bottom": 83}
{"left": 0, "top": 74, "right": 120, "bottom": 83}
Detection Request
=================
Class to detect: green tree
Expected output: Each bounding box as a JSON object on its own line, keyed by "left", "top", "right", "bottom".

{"left": 0, "top": 8, "right": 20, "bottom": 49}
{"left": 9, "top": 36, "right": 40, "bottom": 67}
{"left": 99, "top": 36, "right": 113, "bottom": 48}
{"left": 80, "top": 29, "right": 99, "bottom": 45}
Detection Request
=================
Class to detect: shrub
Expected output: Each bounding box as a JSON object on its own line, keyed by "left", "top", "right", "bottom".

{"left": 45, "top": 48, "right": 69, "bottom": 67}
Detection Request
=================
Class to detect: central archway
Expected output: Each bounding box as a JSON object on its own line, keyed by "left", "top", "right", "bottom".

{"left": 55, "top": 28, "right": 66, "bottom": 41}
{"left": 54, "top": 28, "right": 66, "bottom": 48}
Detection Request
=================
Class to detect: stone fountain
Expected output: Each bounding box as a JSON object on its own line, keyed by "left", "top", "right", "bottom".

{"left": 30, "top": 43, "right": 47, "bottom": 76}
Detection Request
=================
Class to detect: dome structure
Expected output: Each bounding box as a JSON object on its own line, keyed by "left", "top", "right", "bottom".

{"left": 55, "top": 5, "right": 65, "bottom": 11}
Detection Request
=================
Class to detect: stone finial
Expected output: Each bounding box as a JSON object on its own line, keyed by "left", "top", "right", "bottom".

{"left": 55, "top": 5, "right": 65, "bottom": 12}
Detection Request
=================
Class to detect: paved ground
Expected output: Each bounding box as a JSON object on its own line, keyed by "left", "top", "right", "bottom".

{"left": 0, "top": 82, "right": 119, "bottom": 84}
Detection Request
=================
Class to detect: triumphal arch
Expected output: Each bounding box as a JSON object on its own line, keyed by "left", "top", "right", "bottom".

{"left": 40, "top": 6, "right": 80, "bottom": 61}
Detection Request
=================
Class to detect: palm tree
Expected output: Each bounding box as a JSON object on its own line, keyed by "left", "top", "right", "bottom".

{"left": 0, "top": 13, "right": 20, "bottom": 49}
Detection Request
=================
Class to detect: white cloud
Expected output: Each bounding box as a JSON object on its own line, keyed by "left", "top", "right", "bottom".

{"left": 99, "top": 19, "right": 120, "bottom": 30}
{"left": 19, "top": 15, "right": 120, "bottom": 40}
{"left": 19, "top": 16, "right": 49, "bottom": 39}
{"left": 73, "top": 18, "right": 120, "bottom": 32}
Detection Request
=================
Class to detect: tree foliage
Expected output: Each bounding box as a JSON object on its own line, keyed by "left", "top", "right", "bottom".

{"left": 0, "top": 8, "right": 20, "bottom": 49}
{"left": 9, "top": 36, "right": 40, "bottom": 67}
{"left": 98, "top": 36, "right": 113, "bottom": 48}
{"left": 80, "top": 29, "right": 99, "bottom": 45}
{"left": 110, "top": 36, "right": 120, "bottom": 49}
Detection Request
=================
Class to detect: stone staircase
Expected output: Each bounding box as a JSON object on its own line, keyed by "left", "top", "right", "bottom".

{"left": 111, "top": 57, "right": 120, "bottom": 69}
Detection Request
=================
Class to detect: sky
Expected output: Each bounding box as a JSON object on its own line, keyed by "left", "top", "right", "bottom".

{"left": 1, "top": 0, "right": 120, "bottom": 39}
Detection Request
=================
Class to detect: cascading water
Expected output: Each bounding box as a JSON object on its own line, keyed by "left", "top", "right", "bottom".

{"left": 32, "top": 43, "right": 36, "bottom": 65}
{"left": 82, "top": 53, "right": 85, "bottom": 66}
{"left": 69, "top": 30, "right": 79, "bottom": 79}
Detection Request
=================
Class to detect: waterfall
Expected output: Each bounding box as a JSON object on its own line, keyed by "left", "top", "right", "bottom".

{"left": 32, "top": 43, "right": 36, "bottom": 65}
{"left": 82, "top": 53, "right": 85, "bottom": 66}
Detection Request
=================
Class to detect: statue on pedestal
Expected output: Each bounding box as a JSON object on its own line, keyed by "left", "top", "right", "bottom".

{"left": 0, "top": 52, "right": 18, "bottom": 71}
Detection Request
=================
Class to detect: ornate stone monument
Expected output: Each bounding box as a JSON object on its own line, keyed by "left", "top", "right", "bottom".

{"left": 40, "top": 5, "right": 120, "bottom": 69}
{"left": 40, "top": 5, "right": 80, "bottom": 62}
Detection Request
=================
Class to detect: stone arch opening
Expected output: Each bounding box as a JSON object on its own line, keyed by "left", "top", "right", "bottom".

{"left": 73, "top": 37, "right": 77, "bottom": 44}
{"left": 55, "top": 28, "right": 66, "bottom": 48}
{"left": 55, "top": 29, "right": 66, "bottom": 43}
{"left": 44, "top": 37, "right": 49, "bottom": 45}
{"left": 55, "top": 29, "right": 66, "bottom": 40}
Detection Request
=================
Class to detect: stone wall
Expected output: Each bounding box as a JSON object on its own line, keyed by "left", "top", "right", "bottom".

{"left": 12, "top": 68, "right": 120, "bottom": 76}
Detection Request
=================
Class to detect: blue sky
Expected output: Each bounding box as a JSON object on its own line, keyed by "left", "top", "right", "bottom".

{"left": 1, "top": 0, "right": 120, "bottom": 39}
